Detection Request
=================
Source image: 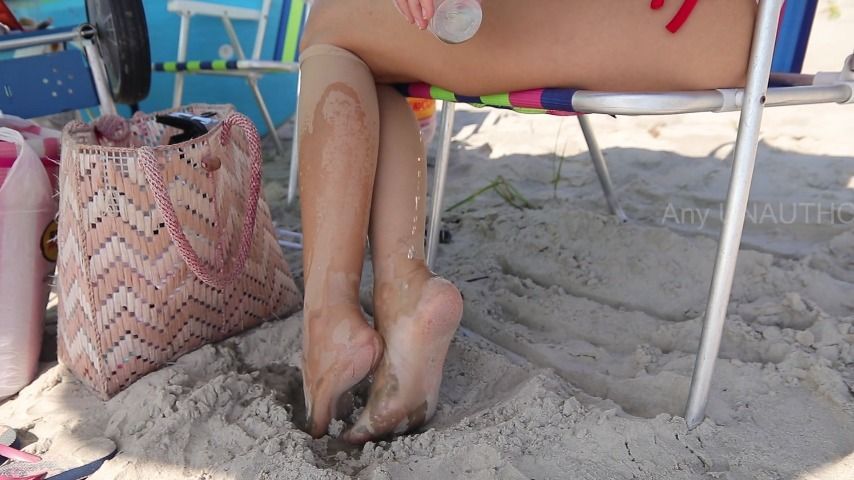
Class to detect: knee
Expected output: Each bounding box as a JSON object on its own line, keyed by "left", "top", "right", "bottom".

{"left": 299, "top": 0, "right": 352, "bottom": 54}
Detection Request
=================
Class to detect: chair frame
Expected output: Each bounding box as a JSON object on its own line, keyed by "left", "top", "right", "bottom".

{"left": 283, "top": 0, "right": 853, "bottom": 428}
{"left": 0, "top": 24, "right": 117, "bottom": 117}
{"left": 166, "top": 0, "right": 300, "bottom": 155}
{"left": 423, "top": 0, "right": 853, "bottom": 428}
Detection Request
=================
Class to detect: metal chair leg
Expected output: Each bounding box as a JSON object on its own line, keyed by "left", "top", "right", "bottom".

{"left": 247, "top": 76, "right": 286, "bottom": 156}
{"left": 426, "top": 102, "right": 456, "bottom": 270}
{"left": 172, "top": 13, "right": 191, "bottom": 108}
{"left": 80, "top": 33, "right": 116, "bottom": 116}
{"left": 684, "top": 0, "right": 784, "bottom": 429}
{"left": 576, "top": 115, "right": 628, "bottom": 223}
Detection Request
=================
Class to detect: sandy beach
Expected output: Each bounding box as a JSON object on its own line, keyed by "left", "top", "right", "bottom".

{"left": 2, "top": 2, "right": 853, "bottom": 478}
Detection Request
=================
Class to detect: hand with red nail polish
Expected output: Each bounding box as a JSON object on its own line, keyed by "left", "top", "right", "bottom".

{"left": 393, "top": 0, "right": 434, "bottom": 29}
{"left": 393, "top": 0, "right": 482, "bottom": 31}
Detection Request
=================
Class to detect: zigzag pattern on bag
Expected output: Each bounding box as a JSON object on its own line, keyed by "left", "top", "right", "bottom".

{"left": 57, "top": 106, "right": 301, "bottom": 398}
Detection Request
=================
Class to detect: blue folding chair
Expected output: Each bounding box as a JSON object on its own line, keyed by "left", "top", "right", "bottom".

{"left": 399, "top": 0, "right": 852, "bottom": 429}
{"left": 0, "top": 26, "right": 116, "bottom": 118}
{"left": 1, "top": 0, "right": 151, "bottom": 119}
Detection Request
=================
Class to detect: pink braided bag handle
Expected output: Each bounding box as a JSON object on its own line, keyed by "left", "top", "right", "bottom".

{"left": 138, "top": 113, "right": 263, "bottom": 290}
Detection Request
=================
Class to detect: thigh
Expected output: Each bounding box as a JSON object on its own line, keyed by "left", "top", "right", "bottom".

{"left": 302, "top": 0, "right": 757, "bottom": 94}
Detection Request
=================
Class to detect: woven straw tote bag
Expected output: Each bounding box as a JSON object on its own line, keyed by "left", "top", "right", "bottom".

{"left": 57, "top": 105, "right": 301, "bottom": 398}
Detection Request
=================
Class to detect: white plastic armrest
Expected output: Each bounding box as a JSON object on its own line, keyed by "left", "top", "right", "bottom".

{"left": 167, "top": 0, "right": 263, "bottom": 21}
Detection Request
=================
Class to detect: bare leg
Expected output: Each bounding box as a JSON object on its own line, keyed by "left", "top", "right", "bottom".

{"left": 298, "top": 44, "right": 384, "bottom": 438}
{"left": 302, "top": 0, "right": 757, "bottom": 94}
{"left": 343, "top": 87, "right": 463, "bottom": 443}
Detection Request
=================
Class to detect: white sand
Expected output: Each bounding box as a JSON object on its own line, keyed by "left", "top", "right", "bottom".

{"left": 3, "top": 3, "right": 854, "bottom": 478}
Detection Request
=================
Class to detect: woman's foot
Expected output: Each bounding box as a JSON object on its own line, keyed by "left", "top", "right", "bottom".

{"left": 302, "top": 304, "right": 384, "bottom": 438}
{"left": 343, "top": 275, "right": 463, "bottom": 443}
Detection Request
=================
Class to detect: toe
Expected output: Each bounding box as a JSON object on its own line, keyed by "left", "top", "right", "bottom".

{"left": 308, "top": 416, "right": 328, "bottom": 438}
{"left": 306, "top": 390, "right": 333, "bottom": 438}
{"left": 342, "top": 401, "right": 380, "bottom": 444}
{"left": 342, "top": 401, "right": 399, "bottom": 444}
{"left": 342, "top": 422, "right": 375, "bottom": 444}
{"left": 343, "top": 395, "right": 432, "bottom": 443}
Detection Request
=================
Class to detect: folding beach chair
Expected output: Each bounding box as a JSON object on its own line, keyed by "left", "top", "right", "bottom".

{"left": 153, "top": 0, "right": 308, "bottom": 155}
{"left": 1, "top": 0, "right": 152, "bottom": 118}
{"left": 391, "top": 0, "right": 851, "bottom": 429}
{"left": 0, "top": 25, "right": 117, "bottom": 118}
{"left": 279, "top": 0, "right": 850, "bottom": 428}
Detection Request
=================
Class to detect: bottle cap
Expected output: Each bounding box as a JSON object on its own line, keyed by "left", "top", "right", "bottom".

{"left": 429, "top": 0, "right": 483, "bottom": 44}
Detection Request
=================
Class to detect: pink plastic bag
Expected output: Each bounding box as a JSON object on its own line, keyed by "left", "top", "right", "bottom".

{"left": 0, "top": 127, "right": 58, "bottom": 399}
{"left": 0, "top": 114, "right": 60, "bottom": 191}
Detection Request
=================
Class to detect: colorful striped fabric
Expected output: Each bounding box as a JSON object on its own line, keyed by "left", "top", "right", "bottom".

{"left": 396, "top": 82, "right": 579, "bottom": 116}
{"left": 274, "top": 0, "right": 308, "bottom": 63}
{"left": 153, "top": 60, "right": 240, "bottom": 73}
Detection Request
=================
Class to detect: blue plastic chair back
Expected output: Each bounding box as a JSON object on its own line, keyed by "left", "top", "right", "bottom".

{"left": 772, "top": 0, "right": 818, "bottom": 73}
{"left": 0, "top": 28, "right": 100, "bottom": 118}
